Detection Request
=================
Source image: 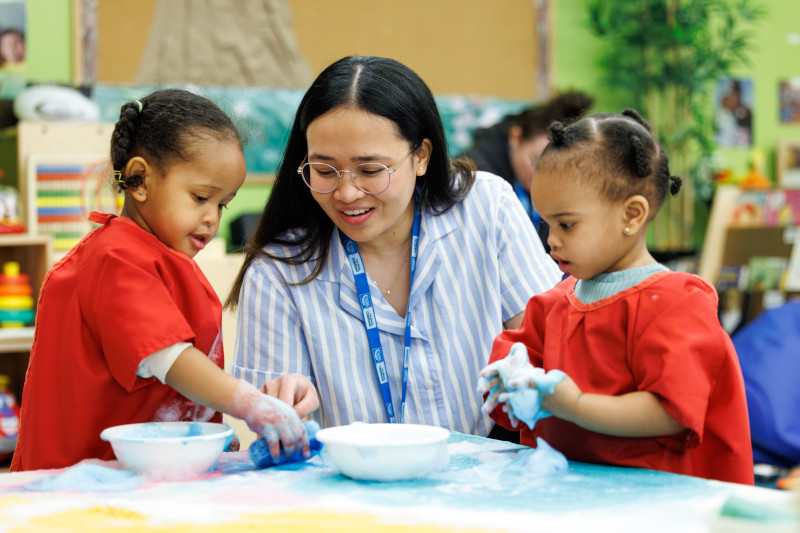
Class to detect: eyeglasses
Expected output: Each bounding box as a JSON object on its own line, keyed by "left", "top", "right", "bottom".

{"left": 297, "top": 147, "right": 415, "bottom": 194}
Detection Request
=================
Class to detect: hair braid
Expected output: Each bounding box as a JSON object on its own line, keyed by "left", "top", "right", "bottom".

{"left": 621, "top": 108, "right": 651, "bottom": 131}
{"left": 629, "top": 134, "right": 652, "bottom": 178}
{"left": 110, "top": 102, "right": 145, "bottom": 191}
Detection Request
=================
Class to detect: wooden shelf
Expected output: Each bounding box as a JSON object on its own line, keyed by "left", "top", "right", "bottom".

{"left": 0, "top": 234, "right": 52, "bottom": 402}
{"left": 0, "top": 233, "right": 53, "bottom": 298}
{"left": 0, "top": 327, "right": 34, "bottom": 353}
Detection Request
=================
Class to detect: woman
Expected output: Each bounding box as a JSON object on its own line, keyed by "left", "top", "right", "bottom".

{"left": 227, "top": 56, "right": 561, "bottom": 437}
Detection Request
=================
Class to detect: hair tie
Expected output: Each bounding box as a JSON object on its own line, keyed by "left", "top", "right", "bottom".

{"left": 135, "top": 100, "right": 143, "bottom": 113}
{"left": 114, "top": 170, "right": 127, "bottom": 189}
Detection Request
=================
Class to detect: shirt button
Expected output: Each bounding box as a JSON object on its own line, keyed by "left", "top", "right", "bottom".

{"left": 424, "top": 380, "right": 433, "bottom": 389}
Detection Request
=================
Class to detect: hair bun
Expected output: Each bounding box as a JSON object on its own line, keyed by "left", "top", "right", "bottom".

{"left": 669, "top": 175, "right": 682, "bottom": 196}
{"left": 549, "top": 121, "right": 567, "bottom": 145}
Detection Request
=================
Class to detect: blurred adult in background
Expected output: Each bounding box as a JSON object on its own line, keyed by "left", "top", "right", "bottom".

{"left": 461, "top": 91, "right": 594, "bottom": 250}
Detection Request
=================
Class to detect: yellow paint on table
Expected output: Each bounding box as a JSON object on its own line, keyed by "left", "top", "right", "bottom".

{"left": 9, "top": 508, "right": 503, "bottom": 533}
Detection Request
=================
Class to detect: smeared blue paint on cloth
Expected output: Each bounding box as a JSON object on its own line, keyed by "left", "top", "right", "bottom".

{"left": 250, "top": 420, "right": 322, "bottom": 468}
{"left": 22, "top": 462, "right": 142, "bottom": 492}
{"left": 434, "top": 437, "right": 568, "bottom": 486}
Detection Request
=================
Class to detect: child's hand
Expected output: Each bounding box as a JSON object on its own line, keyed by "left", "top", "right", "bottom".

{"left": 499, "top": 367, "right": 568, "bottom": 430}
{"left": 536, "top": 374, "right": 582, "bottom": 422}
{"left": 226, "top": 381, "right": 310, "bottom": 462}
{"left": 478, "top": 343, "right": 535, "bottom": 417}
{"left": 240, "top": 392, "right": 309, "bottom": 461}
{"left": 477, "top": 360, "right": 509, "bottom": 415}
{"left": 163, "top": 349, "right": 310, "bottom": 461}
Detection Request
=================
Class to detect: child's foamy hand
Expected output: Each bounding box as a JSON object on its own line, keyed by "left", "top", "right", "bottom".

{"left": 242, "top": 393, "right": 309, "bottom": 461}
{"left": 477, "top": 361, "right": 507, "bottom": 415}
{"left": 537, "top": 374, "right": 581, "bottom": 421}
{"left": 228, "top": 382, "right": 310, "bottom": 462}
{"left": 478, "top": 343, "right": 533, "bottom": 415}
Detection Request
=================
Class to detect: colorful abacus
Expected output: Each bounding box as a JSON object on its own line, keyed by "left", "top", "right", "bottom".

{"left": 36, "top": 164, "right": 92, "bottom": 252}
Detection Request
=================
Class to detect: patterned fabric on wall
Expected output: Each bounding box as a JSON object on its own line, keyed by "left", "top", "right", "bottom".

{"left": 92, "top": 86, "right": 529, "bottom": 174}
{"left": 135, "top": 0, "right": 311, "bottom": 87}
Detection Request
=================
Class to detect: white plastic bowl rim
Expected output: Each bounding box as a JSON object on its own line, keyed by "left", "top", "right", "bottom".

{"left": 99, "top": 422, "right": 234, "bottom": 480}
{"left": 315, "top": 423, "right": 451, "bottom": 481}
{"left": 315, "top": 422, "right": 450, "bottom": 447}
{"left": 100, "top": 421, "right": 234, "bottom": 444}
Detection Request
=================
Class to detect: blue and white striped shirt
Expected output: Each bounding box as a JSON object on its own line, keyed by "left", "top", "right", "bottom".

{"left": 231, "top": 172, "right": 561, "bottom": 436}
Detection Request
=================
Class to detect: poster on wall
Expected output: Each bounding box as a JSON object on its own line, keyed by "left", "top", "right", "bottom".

{"left": 0, "top": 0, "right": 25, "bottom": 73}
{"left": 714, "top": 78, "right": 754, "bottom": 148}
{"left": 779, "top": 78, "right": 800, "bottom": 124}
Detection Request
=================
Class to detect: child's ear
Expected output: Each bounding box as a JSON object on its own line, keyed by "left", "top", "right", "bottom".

{"left": 623, "top": 195, "right": 650, "bottom": 236}
{"left": 124, "top": 156, "right": 150, "bottom": 201}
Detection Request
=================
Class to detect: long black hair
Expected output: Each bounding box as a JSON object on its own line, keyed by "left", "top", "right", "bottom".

{"left": 227, "top": 56, "right": 475, "bottom": 308}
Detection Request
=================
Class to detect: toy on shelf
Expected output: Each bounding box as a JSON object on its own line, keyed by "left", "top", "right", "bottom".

{"left": 0, "top": 170, "right": 26, "bottom": 233}
{"left": 739, "top": 148, "right": 771, "bottom": 190}
{"left": 32, "top": 161, "right": 119, "bottom": 254}
{"left": 0, "top": 261, "right": 35, "bottom": 328}
{"left": 0, "top": 374, "right": 20, "bottom": 461}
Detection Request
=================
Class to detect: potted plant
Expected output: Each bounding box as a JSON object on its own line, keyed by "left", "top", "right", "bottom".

{"left": 587, "top": 0, "right": 765, "bottom": 253}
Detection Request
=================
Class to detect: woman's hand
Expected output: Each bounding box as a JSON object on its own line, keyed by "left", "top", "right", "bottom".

{"left": 262, "top": 373, "right": 320, "bottom": 418}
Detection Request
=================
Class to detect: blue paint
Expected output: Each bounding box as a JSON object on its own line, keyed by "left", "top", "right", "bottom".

{"left": 276, "top": 433, "right": 722, "bottom": 513}
{"left": 22, "top": 463, "right": 142, "bottom": 492}
{"left": 186, "top": 423, "right": 204, "bottom": 437}
{"left": 249, "top": 420, "right": 322, "bottom": 468}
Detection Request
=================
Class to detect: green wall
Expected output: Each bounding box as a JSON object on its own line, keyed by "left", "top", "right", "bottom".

{"left": 23, "top": 0, "right": 73, "bottom": 83}
{"left": 554, "top": 0, "right": 800, "bottom": 181}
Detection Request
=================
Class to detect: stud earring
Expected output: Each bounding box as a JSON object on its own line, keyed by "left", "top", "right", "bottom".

{"left": 624, "top": 227, "right": 630, "bottom": 234}
{"left": 138, "top": 190, "right": 144, "bottom": 196}
{"left": 419, "top": 167, "right": 423, "bottom": 171}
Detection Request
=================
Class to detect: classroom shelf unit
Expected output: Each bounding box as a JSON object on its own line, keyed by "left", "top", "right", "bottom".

{"left": 0, "top": 233, "right": 52, "bottom": 403}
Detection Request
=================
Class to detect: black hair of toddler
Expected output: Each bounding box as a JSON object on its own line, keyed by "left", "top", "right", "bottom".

{"left": 541, "top": 108, "right": 681, "bottom": 215}
{"left": 110, "top": 88, "right": 243, "bottom": 192}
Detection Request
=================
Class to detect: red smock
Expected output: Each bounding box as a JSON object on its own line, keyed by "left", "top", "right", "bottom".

{"left": 490, "top": 271, "right": 754, "bottom": 485}
{"left": 12, "top": 214, "right": 223, "bottom": 471}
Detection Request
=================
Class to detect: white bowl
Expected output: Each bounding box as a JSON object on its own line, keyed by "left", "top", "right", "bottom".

{"left": 315, "top": 423, "right": 450, "bottom": 481}
{"left": 100, "top": 422, "right": 234, "bottom": 481}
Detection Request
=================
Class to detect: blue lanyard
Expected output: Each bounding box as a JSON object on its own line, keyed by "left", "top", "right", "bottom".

{"left": 514, "top": 180, "right": 541, "bottom": 231}
{"left": 339, "top": 200, "right": 421, "bottom": 423}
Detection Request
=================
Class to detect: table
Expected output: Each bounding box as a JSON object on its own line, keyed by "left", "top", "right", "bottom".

{"left": 0, "top": 433, "right": 795, "bottom": 532}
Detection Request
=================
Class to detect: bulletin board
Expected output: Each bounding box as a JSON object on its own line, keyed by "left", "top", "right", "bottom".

{"left": 84, "top": 0, "right": 546, "bottom": 100}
